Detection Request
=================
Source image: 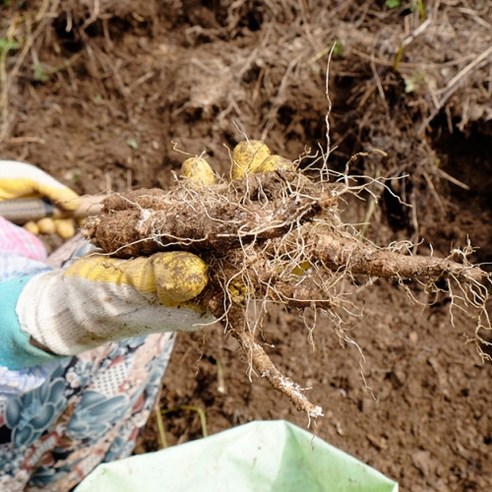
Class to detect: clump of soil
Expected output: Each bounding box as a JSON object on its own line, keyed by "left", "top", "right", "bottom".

{"left": 1, "top": 0, "right": 491, "bottom": 490}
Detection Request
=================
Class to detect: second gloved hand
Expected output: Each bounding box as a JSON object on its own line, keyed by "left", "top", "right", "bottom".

{"left": 0, "top": 160, "right": 80, "bottom": 238}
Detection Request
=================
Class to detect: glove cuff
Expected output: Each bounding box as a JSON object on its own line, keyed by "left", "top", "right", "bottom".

{"left": 0, "top": 276, "right": 67, "bottom": 369}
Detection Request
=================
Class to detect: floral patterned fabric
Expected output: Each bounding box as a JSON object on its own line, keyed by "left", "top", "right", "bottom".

{"left": 0, "top": 334, "right": 174, "bottom": 491}
{"left": 0, "top": 220, "right": 175, "bottom": 491}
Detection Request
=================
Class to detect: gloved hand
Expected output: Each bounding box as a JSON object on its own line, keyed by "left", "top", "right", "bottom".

{"left": 0, "top": 160, "right": 80, "bottom": 238}
{"left": 0, "top": 160, "right": 213, "bottom": 370}
{"left": 0, "top": 145, "right": 288, "bottom": 370}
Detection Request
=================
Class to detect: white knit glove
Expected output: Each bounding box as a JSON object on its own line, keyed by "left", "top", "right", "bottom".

{"left": 18, "top": 251, "right": 212, "bottom": 357}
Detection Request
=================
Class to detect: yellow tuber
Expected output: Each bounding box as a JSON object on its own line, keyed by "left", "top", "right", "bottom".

{"left": 181, "top": 157, "right": 216, "bottom": 185}
{"left": 258, "top": 154, "right": 295, "bottom": 173}
{"left": 231, "top": 140, "right": 271, "bottom": 179}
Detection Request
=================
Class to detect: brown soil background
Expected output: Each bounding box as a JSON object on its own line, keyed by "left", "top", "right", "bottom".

{"left": 1, "top": 1, "right": 491, "bottom": 490}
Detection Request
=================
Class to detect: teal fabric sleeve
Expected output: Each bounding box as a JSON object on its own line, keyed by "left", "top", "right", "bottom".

{"left": 0, "top": 275, "right": 66, "bottom": 369}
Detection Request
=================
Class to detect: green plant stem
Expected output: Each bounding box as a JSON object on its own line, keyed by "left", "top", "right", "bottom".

{"left": 154, "top": 400, "right": 168, "bottom": 449}
{"left": 162, "top": 405, "right": 208, "bottom": 438}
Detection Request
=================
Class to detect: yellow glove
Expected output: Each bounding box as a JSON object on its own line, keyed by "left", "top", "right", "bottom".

{"left": 0, "top": 160, "right": 80, "bottom": 239}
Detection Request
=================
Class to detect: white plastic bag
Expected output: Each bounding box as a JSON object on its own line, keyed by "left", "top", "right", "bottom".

{"left": 75, "top": 420, "right": 398, "bottom": 492}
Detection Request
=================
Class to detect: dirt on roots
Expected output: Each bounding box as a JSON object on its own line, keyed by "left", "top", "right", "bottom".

{"left": 1, "top": 1, "right": 492, "bottom": 490}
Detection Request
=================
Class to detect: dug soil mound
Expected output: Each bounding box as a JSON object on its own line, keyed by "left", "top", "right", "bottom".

{"left": 1, "top": 1, "right": 491, "bottom": 490}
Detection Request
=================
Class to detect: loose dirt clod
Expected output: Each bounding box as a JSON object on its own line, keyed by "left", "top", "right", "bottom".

{"left": 84, "top": 166, "right": 490, "bottom": 417}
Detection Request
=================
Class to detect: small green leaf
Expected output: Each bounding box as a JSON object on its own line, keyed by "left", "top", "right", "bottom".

{"left": 333, "top": 40, "right": 344, "bottom": 57}
{"left": 404, "top": 77, "right": 416, "bottom": 93}
{"left": 402, "top": 72, "right": 426, "bottom": 93}
{"left": 0, "top": 38, "right": 19, "bottom": 51}
{"left": 385, "top": 0, "right": 401, "bottom": 8}
{"left": 127, "top": 137, "right": 138, "bottom": 150}
{"left": 32, "top": 63, "right": 50, "bottom": 83}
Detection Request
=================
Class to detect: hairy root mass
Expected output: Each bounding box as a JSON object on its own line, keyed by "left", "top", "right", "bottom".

{"left": 84, "top": 169, "right": 489, "bottom": 417}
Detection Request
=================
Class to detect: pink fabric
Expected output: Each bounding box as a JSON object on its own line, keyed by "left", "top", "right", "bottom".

{"left": 0, "top": 217, "right": 47, "bottom": 261}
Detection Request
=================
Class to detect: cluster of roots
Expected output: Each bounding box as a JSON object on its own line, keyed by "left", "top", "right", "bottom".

{"left": 83, "top": 166, "right": 490, "bottom": 418}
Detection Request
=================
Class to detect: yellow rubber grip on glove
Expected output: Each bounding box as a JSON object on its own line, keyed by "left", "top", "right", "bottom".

{"left": 0, "top": 177, "right": 79, "bottom": 210}
{"left": 64, "top": 251, "right": 209, "bottom": 306}
{"left": 0, "top": 161, "right": 81, "bottom": 238}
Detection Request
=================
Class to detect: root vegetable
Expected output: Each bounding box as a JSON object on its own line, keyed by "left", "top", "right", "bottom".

{"left": 181, "top": 157, "right": 216, "bottom": 186}
{"left": 258, "top": 154, "right": 296, "bottom": 173}
{"left": 230, "top": 140, "right": 272, "bottom": 178}
{"left": 83, "top": 167, "right": 490, "bottom": 416}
